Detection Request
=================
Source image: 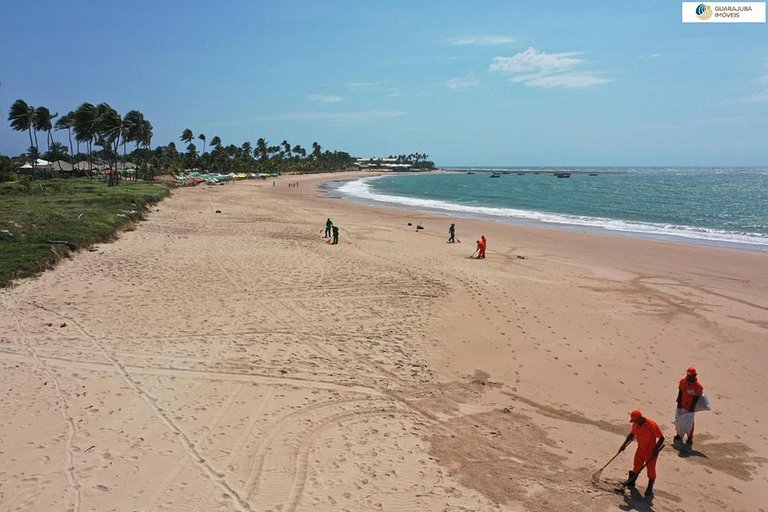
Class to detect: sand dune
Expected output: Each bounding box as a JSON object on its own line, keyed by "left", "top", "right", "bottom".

{"left": 1, "top": 173, "right": 766, "bottom": 511}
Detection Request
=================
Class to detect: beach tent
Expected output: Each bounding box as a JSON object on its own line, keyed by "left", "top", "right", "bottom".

{"left": 35, "top": 158, "right": 51, "bottom": 166}
{"left": 46, "top": 160, "right": 74, "bottom": 172}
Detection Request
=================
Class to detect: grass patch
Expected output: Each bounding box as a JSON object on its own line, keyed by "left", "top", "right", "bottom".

{"left": 0, "top": 178, "right": 170, "bottom": 287}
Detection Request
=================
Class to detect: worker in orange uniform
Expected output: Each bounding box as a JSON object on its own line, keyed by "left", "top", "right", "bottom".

{"left": 675, "top": 367, "right": 703, "bottom": 448}
{"left": 619, "top": 410, "right": 665, "bottom": 498}
{"left": 478, "top": 235, "right": 487, "bottom": 259}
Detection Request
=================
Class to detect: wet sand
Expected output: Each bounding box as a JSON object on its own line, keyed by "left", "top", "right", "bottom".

{"left": 1, "top": 172, "right": 766, "bottom": 511}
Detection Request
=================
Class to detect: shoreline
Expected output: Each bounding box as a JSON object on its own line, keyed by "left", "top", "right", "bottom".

{"left": 1, "top": 171, "right": 765, "bottom": 511}
{"left": 325, "top": 170, "right": 768, "bottom": 254}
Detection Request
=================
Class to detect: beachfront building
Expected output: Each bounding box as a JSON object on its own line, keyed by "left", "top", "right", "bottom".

{"left": 354, "top": 157, "right": 414, "bottom": 171}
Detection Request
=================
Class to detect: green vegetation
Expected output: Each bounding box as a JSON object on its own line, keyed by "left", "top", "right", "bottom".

{"left": 8, "top": 99, "right": 153, "bottom": 185}
{"left": 169, "top": 130, "right": 355, "bottom": 175}
{"left": 0, "top": 178, "right": 169, "bottom": 287}
{"left": 7, "top": 99, "right": 433, "bottom": 180}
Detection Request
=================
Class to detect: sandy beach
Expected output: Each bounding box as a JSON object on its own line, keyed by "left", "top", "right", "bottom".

{"left": 1, "top": 172, "right": 766, "bottom": 512}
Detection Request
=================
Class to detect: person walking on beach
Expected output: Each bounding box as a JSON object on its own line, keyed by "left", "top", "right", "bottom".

{"left": 619, "top": 410, "right": 665, "bottom": 498}
{"left": 332, "top": 225, "right": 339, "bottom": 245}
{"left": 478, "top": 235, "right": 487, "bottom": 259}
{"left": 448, "top": 223, "right": 456, "bottom": 243}
{"left": 325, "top": 218, "right": 333, "bottom": 238}
{"left": 675, "top": 367, "right": 703, "bottom": 447}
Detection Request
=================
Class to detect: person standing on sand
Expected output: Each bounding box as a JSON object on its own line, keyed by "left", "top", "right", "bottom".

{"left": 620, "top": 409, "right": 665, "bottom": 498}
{"left": 332, "top": 225, "right": 339, "bottom": 245}
{"left": 325, "top": 218, "right": 333, "bottom": 238}
{"left": 448, "top": 223, "right": 456, "bottom": 243}
{"left": 478, "top": 235, "right": 487, "bottom": 259}
{"left": 675, "top": 367, "right": 703, "bottom": 447}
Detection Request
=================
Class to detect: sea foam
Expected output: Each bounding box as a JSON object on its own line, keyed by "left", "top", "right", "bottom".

{"left": 337, "top": 176, "right": 768, "bottom": 250}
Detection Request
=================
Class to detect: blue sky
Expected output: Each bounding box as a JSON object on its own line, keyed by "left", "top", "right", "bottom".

{"left": 1, "top": 0, "right": 767, "bottom": 166}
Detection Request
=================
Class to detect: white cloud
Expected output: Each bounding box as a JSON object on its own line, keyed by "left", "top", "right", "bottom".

{"left": 306, "top": 93, "right": 343, "bottom": 103}
{"left": 257, "top": 110, "right": 408, "bottom": 125}
{"left": 346, "top": 82, "right": 381, "bottom": 91}
{"left": 490, "top": 47, "right": 582, "bottom": 74}
{"left": 512, "top": 73, "right": 610, "bottom": 88}
{"left": 445, "top": 76, "right": 480, "bottom": 89}
{"left": 490, "top": 47, "right": 609, "bottom": 88}
{"left": 446, "top": 36, "right": 515, "bottom": 46}
{"left": 387, "top": 87, "right": 402, "bottom": 97}
{"left": 739, "top": 91, "right": 768, "bottom": 102}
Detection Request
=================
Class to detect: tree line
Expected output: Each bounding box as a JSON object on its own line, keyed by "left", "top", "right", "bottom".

{"left": 5, "top": 99, "right": 433, "bottom": 184}
{"left": 8, "top": 99, "right": 152, "bottom": 185}
{"left": 171, "top": 128, "right": 353, "bottom": 175}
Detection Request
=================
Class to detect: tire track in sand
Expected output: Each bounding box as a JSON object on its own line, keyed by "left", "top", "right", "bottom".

{"left": 142, "top": 383, "right": 246, "bottom": 511}
{"left": 3, "top": 297, "right": 82, "bottom": 512}
{"left": 20, "top": 299, "right": 255, "bottom": 512}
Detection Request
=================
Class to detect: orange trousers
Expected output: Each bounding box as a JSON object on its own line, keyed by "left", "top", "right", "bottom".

{"left": 633, "top": 450, "right": 657, "bottom": 480}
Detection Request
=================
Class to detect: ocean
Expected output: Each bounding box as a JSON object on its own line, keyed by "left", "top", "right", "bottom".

{"left": 332, "top": 168, "right": 768, "bottom": 252}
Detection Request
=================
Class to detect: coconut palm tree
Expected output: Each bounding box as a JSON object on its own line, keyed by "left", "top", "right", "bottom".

{"left": 123, "top": 110, "right": 145, "bottom": 151}
{"left": 140, "top": 119, "right": 153, "bottom": 150}
{"left": 256, "top": 138, "right": 268, "bottom": 160}
{"left": 210, "top": 136, "right": 222, "bottom": 148}
{"left": 92, "top": 103, "right": 122, "bottom": 185}
{"left": 73, "top": 102, "right": 98, "bottom": 173}
{"left": 181, "top": 128, "right": 193, "bottom": 145}
{"left": 198, "top": 133, "right": 206, "bottom": 155}
{"left": 33, "top": 107, "right": 57, "bottom": 155}
{"left": 8, "top": 99, "right": 36, "bottom": 163}
{"left": 55, "top": 112, "right": 76, "bottom": 158}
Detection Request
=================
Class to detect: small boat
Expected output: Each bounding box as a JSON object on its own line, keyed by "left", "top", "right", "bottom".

{"left": 466, "top": 171, "right": 475, "bottom": 175}
{"left": 516, "top": 172, "right": 525, "bottom": 175}
{"left": 490, "top": 172, "right": 501, "bottom": 178}
{"left": 589, "top": 173, "right": 598, "bottom": 176}
{"left": 554, "top": 172, "right": 571, "bottom": 178}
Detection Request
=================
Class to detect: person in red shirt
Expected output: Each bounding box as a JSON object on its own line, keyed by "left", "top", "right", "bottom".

{"left": 478, "top": 235, "right": 487, "bottom": 259}
{"left": 619, "top": 409, "right": 665, "bottom": 498}
{"left": 675, "top": 366, "right": 703, "bottom": 447}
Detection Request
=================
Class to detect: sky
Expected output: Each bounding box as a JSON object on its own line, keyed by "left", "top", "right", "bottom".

{"left": 1, "top": 0, "right": 767, "bottom": 166}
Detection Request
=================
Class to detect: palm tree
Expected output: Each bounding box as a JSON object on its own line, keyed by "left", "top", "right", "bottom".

{"left": 198, "top": 133, "right": 206, "bottom": 155}
{"left": 256, "top": 138, "right": 268, "bottom": 160}
{"left": 181, "top": 128, "right": 193, "bottom": 145}
{"left": 123, "top": 110, "right": 145, "bottom": 151}
{"left": 8, "top": 99, "right": 36, "bottom": 163}
{"left": 33, "top": 107, "right": 57, "bottom": 155}
{"left": 73, "top": 102, "right": 98, "bottom": 173}
{"left": 312, "top": 141, "right": 322, "bottom": 160}
{"left": 140, "top": 119, "right": 153, "bottom": 150}
{"left": 55, "top": 112, "right": 75, "bottom": 158}
{"left": 281, "top": 140, "right": 291, "bottom": 159}
{"left": 210, "top": 135, "right": 222, "bottom": 148}
{"left": 92, "top": 103, "right": 122, "bottom": 185}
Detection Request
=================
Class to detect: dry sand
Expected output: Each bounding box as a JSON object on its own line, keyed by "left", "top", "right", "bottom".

{"left": 1, "top": 172, "right": 766, "bottom": 512}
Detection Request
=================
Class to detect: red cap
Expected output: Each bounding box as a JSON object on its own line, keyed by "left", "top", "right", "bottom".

{"left": 686, "top": 367, "right": 697, "bottom": 376}
{"left": 630, "top": 410, "right": 643, "bottom": 423}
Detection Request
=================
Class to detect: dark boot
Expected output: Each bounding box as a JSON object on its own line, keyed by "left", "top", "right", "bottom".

{"left": 645, "top": 479, "right": 655, "bottom": 498}
{"left": 623, "top": 471, "right": 638, "bottom": 488}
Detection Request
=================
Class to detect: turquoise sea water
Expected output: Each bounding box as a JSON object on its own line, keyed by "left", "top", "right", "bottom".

{"left": 334, "top": 168, "right": 768, "bottom": 251}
